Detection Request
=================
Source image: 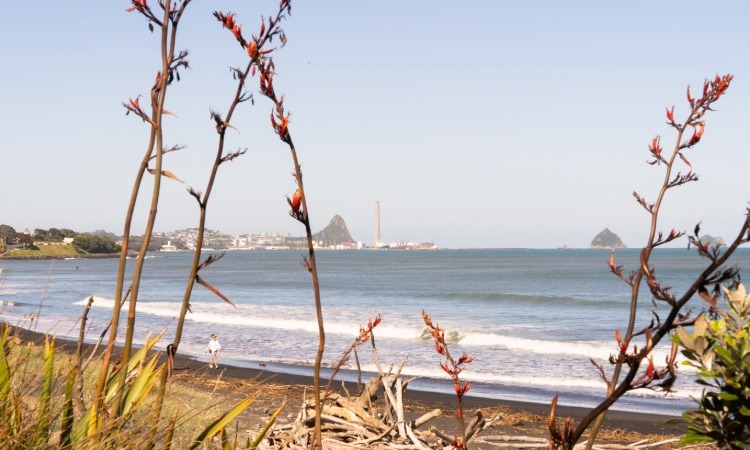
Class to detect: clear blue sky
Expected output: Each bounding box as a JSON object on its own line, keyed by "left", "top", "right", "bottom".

{"left": 1, "top": 1, "right": 749, "bottom": 248}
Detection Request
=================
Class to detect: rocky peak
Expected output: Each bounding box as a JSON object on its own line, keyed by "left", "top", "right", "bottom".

{"left": 590, "top": 228, "right": 626, "bottom": 249}
{"left": 313, "top": 215, "right": 353, "bottom": 245}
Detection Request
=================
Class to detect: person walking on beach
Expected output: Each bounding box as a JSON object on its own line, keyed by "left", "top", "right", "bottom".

{"left": 205, "top": 334, "right": 221, "bottom": 368}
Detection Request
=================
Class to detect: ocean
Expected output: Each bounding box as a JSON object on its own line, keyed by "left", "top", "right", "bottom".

{"left": 2, "top": 248, "right": 746, "bottom": 416}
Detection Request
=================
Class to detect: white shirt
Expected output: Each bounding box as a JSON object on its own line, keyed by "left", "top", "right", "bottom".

{"left": 206, "top": 338, "right": 221, "bottom": 353}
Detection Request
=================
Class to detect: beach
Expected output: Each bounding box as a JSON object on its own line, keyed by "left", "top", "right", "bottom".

{"left": 8, "top": 325, "right": 688, "bottom": 448}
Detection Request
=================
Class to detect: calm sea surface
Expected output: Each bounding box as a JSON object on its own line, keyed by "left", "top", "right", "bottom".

{"left": 2, "top": 248, "right": 748, "bottom": 416}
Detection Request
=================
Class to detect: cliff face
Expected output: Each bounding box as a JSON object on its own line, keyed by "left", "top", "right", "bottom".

{"left": 590, "top": 228, "right": 626, "bottom": 249}
{"left": 313, "top": 215, "right": 354, "bottom": 245}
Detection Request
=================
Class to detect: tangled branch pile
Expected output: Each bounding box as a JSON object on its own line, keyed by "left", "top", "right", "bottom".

{"left": 259, "top": 374, "right": 494, "bottom": 449}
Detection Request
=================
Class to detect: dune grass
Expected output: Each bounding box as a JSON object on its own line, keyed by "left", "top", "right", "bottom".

{"left": 0, "top": 327, "right": 275, "bottom": 449}
{"left": 4, "top": 245, "right": 81, "bottom": 257}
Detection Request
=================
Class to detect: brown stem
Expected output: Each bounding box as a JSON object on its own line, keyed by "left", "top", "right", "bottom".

{"left": 573, "top": 217, "right": 748, "bottom": 443}
{"left": 92, "top": 128, "right": 155, "bottom": 423}
{"left": 74, "top": 296, "right": 94, "bottom": 418}
{"left": 113, "top": 1, "right": 181, "bottom": 419}
{"left": 293, "top": 149, "right": 325, "bottom": 450}
{"left": 172, "top": 60, "right": 252, "bottom": 352}
{"left": 579, "top": 89, "right": 738, "bottom": 447}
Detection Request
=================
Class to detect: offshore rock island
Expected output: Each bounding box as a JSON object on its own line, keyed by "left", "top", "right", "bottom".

{"left": 590, "top": 228, "right": 627, "bottom": 249}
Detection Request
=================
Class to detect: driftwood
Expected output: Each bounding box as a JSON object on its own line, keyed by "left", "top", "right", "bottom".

{"left": 252, "top": 354, "right": 676, "bottom": 449}
{"left": 256, "top": 355, "right": 494, "bottom": 450}
{"left": 472, "top": 435, "right": 680, "bottom": 449}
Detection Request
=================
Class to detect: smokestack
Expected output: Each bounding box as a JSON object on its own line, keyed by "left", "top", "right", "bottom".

{"left": 375, "top": 201, "right": 381, "bottom": 245}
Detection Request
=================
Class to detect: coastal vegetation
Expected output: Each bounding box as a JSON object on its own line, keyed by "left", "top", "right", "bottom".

{"left": 673, "top": 285, "right": 750, "bottom": 448}
{"left": 0, "top": 226, "right": 120, "bottom": 258}
{"left": 2, "top": 244, "right": 81, "bottom": 257}
{"left": 1, "top": 1, "right": 748, "bottom": 449}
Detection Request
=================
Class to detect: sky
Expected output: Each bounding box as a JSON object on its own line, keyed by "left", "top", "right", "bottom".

{"left": 1, "top": 1, "right": 749, "bottom": 249}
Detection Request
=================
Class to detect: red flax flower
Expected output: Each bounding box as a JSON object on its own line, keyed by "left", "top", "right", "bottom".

{"left": 665, "top": 106, "right": 675, "bottom": 123}
{"left": 649, "top": 136, "right": 661, "bottom": 157}
{"left": 221, "top": 12, "right": 236, "bottom": 30}
{"left": 356, "top": 314, "right": 381, "bottom": 344}
{"left": 458, "top": 353, "right": 474, "bottom": 365}
{"left": 270, "top": 110, "right": 290, "bottom": 139}
{"left": 615, "top": 330, "right": 627, "bottom": 355}
{"left": 712, "top": 74, "right": 732, "bottom": 100}
{"left": 454, "top": 380, "right": 471, "bottom": 397}
{"left": 126, "top": 0, "right": 147, "bottom": 12}
{"left": 232, "top": 24, "right": 243, "bottom": 42}
{"left": 260, "top": 71, "right": 275, "bottom": 98}
{"left": 246, "top": 40, "right": 257, "bottom": 58}
{"left": 287, "top": 189, "right": 302, "bottom": 213}
{"left": 277, "top": 114, "right": 290, "bottom": 139}
{"left": 645, "top": 357, "right": 655, "bottom": 379}
{"left": 647, "top": 136, "right": 666, "bottom": 165}
{"left": 688, "top": 122, "right": 704, "bottom": 146}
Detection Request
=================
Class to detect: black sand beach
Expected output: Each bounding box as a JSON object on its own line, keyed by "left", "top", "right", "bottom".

{"left": 6, "top": 324, "right": 688, "bottom": 446}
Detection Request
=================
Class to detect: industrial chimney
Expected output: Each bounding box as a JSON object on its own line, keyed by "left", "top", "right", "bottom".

{"left": 374, "top": 201, "right": 381, "bottom": 246}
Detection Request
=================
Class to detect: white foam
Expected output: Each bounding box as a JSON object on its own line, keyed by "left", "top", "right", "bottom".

{"left": 75, "top": 297, "right": 427, "bottom": 339}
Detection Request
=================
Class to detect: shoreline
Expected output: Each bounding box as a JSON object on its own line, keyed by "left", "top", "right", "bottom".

{"left": 0, "top": 253, "right": 120, "bottom": 260}
{"left": 6, "top": 324, "right": 687, "bottom": 439}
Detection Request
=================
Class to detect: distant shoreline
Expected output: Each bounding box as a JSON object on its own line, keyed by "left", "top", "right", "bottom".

{"left": 0, "top": 253, "right": 120, "bottom": 260}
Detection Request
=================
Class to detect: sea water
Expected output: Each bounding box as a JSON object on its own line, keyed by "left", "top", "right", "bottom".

{"left": 2, "top": 248, "right": 747, "bottom": 416}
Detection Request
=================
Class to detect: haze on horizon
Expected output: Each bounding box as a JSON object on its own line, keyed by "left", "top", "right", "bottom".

{"left": 2, "top": 1, "right": 749, "bottom": 249}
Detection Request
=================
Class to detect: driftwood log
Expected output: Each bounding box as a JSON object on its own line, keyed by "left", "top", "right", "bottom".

{"left": 254, "top": 367, "right": 495, "bottom": 449}
{"left": 249, "top": 360, "right": 678, "bottom": 449}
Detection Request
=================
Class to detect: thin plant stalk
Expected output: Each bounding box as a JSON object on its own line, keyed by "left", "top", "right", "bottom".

{"left": 171, "top": 60, "right": 252, "bottom": 352}
{"left": 106, "top": 0, "right": 192, "bottom": 423}
{"left": 544, "top": 75, "right": 741, "bottom": 449}
{"left": 584, "top": 75, "right": 730, "bottom": 447}
{"left": 423, "top": 311, "right": 473, "bottom": 449}
{"left": 213, "top": 3, "right": 327, "bottom": 446}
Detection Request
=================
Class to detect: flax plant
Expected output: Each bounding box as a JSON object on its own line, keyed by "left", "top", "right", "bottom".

{"left": 214, "top": 2, "right": 327, "bottom": 447}
{"left": 5, "top": 2, "right": 294, "bottom": 448}
{"left": 95, "top": 0, "right": 192, "bottom": 429}
{"left": 0, "top": 325, "right": 169, "bottom": 449}
{"left": 423, "top": 310, "right": 475, "bottom": 449}
{"left": 546, "top": 75, "right": 750, "bottom": 449}
{"left": 170, "top": 24, "right": 255, "bottom": 357}
{"left": 162, "top": 6, "right": 259, "bottom": 431}
{"left": 673, "top": 284, "right": 750, "bottom": 447}
{"left": 324, "top": 314, "right": 382, "bottom": 399}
